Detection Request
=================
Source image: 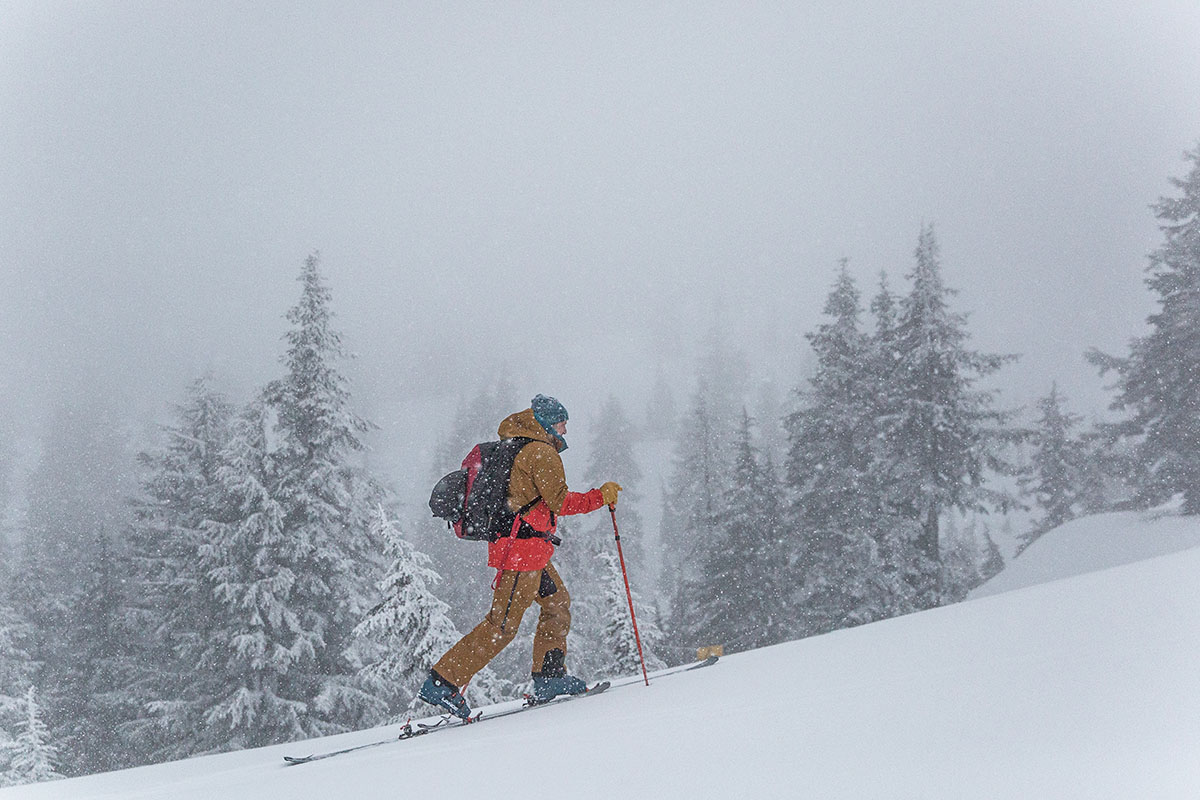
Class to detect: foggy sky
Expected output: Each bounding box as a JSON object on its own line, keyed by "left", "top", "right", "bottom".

{"left": 4, "top": 2, "right": 1200, "bottom": 465}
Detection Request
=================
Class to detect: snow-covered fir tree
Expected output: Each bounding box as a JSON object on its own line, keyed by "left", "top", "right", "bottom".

{"left": 155, "top": 255, "right": 389, "bottom": 753}
{"left": 785, "top": 263, "right": 877, "bottom": 529}
{"left": 691, "top": 410, "right": 786, "bottom": 652}
{"left": 0, "top": 603, "right": 35, "bottom": 701}
{"left": 870, "top": 269, "right": 899, "bottom": 345}
{"left": 884, "top": 225, "right": 1018, "bottom": 600}
{"left": 1018, "top": 384, "right": 1087, "bottom": 552}
{"left": 258, "top": 253, "right": 389, "bottom": 729}
{"left": 200, "top": 399, "right": 318, "bottom": 749}
{"left": 786, "top": 265, "right": 922, "bottom": 634}
{"left": 126, "top": 378, "right": 237, "bottom": 761}
{"left": 791, "top": 524, "right": 896, "bottom": 636}
{"left": 1088, "top": 144, "right": 1200, "bottom": 514}
{"left": 51, "top": 532, "right": 145, "bottom": 775}
{"left": 9, "top": 400, "right": 136, "bottom": 775}
{"left": 597, "top": 549, "right": 665, "bottom": 678}
{"left": 0, "top": 603, "right": 37, "bottom": 782}
{"left": 354, "top": 507, "right": 507, "bottom": 716}
{"left": 2, "top": 687, "right": 62, "bottom": 787}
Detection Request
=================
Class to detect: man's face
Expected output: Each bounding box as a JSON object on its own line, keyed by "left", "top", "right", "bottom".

{"left": 553, "top": 420, "right": 567, "bottom": 437}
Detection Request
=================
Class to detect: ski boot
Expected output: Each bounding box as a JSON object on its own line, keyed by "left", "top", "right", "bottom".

{"left": 418, "top": 670, "right": 472, "bottom": 719}
{"left": 530, "top": 673, "right": 589, "bottom": 703}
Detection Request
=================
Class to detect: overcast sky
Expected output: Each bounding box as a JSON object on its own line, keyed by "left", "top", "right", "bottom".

{"left": 3, "top": 2, "right": 1200, "bottom": 463}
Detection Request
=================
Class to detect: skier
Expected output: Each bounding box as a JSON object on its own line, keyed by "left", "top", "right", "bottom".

{"left": 419, "top": 394, "right": 622, "bottom": 718}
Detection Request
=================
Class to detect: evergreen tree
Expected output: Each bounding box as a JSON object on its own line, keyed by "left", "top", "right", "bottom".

{"left": 354, "top": 507, "right": 508, "bottom": 716}
{"left": 14, "top": 402, "right": 134, "bottom": 625}
{"left": 790, "top": 525, "right": 890, "bottom": 636}
{"left": 262, "top": 254, "right": 386, "bottom": 709}
{"left": 868, "top": 270, "right": 903, "bottom": 423}
{"left": 1073, "top": 427, "right": 1134, "bottom": 514}
{"left": 786, "top": 265, "right": 922, "bottom": 635}
{"left": 693, "top": 411, "right": 786, "bottom": 652}
{"left": 870, "top": 270, "right": 899, "bottom": 344}
{"left": 2, "top": 687, "right": 62, "bottom": 787}
{"left": 1088, "top": 144, "right": 1200, "bottom": 513}
{"left": 10, "top": 401, "right": 135, "bottom": 775}
{"left": 597, "top": 550, "right": 665, "bottom": 678}
{"left": 126, "top": 379, "right": 236, "bottom": 761}
{"left": 1018, "top": 384, "right": 1087, "bottom": 552}
{"left": 785, "top": 263, "right": 876, "bottom": 527}
{"left": 662, "top": 330, "right": 747, "bottom": 603}
{"left": 200, "top": 399, "right": 317, "bottom": 750}
{"left": 52, "top": 532, "right": 145, "bottom": 775}
{"left": 0, "top": 602, "right": 37, "bottom": 783}
{"left": 0, "top": 427, "right": 14, "bottom": 585}
{"left": 152, "top": 255, "right": 388, "bottom": 753}
{"left": 0, "top": 604, "right": 35, "bottom": 704}
{"left": 661, "top": 380, "right": 730, "bottom": 641}
{"left": 884, "top": 225, "right": 1018, "bottom": 595}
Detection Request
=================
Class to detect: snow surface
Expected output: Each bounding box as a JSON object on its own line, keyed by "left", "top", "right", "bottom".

{"left": 6, "top": 511, "right": 1200, "bottom": 799}
{"left": 970, "top": 501, "right": 1200, "bottom": 598}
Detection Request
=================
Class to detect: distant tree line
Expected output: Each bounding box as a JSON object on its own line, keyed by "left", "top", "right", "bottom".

{"left": 1, "top": 143, "right": 1199, "bottom": 785}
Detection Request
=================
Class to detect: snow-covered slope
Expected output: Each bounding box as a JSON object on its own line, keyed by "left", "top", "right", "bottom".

{"left": 971, "top": 501, "right": 1200, "bottom": 599}
{"left": 7, "top": 511, "right": 1200, "bottom": 799}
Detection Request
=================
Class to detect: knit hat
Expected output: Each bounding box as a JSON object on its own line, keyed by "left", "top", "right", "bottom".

{"left": 531, "top": 394, "right": 569, "bottom": 451}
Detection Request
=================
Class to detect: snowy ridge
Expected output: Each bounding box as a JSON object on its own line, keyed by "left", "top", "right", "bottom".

{"left": 5, "top": 511, "right": 1200, "bottom": 799}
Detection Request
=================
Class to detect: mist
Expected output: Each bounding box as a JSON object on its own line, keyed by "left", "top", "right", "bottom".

{"left": 3, "top": 1, "right": 1200, "bottom": 499}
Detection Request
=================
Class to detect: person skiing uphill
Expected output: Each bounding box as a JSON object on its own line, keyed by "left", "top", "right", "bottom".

{"left": 419, "top": 394, "right": 622, "bottom": 718}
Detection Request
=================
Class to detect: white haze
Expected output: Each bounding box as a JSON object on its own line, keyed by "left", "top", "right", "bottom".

{"left": 3, "top": 2, "right": 1200, "bottom": 495}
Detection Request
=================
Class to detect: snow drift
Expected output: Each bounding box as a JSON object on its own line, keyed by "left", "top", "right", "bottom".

{"left": 971, "top": 501, "right": 1200, "bottom": 598}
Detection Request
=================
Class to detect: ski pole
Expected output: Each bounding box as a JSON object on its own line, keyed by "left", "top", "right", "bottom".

{"left": 609, "top": 506, "right": 650, "bottom": 687}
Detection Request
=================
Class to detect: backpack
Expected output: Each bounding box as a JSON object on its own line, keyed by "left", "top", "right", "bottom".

{"left": 429, "top": 437, "right": 540, "bottom": 541}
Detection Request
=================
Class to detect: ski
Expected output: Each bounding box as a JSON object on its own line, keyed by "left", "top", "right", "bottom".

{"left": 282, "top": 682, "right": 608, "bottom": 766}
{"left": 614, "top": 653, "right": 718, "bottom": 686}
{"left": 281, "top": 656, "right": 717, "bottom": 765}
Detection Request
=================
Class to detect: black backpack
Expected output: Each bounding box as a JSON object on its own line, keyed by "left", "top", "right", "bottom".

{"left": 429, "top": 437, "right": 540, "bottom": 542}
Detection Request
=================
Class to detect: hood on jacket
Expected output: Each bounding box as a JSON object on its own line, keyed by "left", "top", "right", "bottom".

{"left": 498, "top": 408, "right": 556, "bottom": 446}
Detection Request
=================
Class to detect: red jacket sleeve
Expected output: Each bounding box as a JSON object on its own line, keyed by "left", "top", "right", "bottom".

{"left": 559, "top": 488, "right": 604, "bottom": 516}
{"left": 520, "top": 489, "right": 603, "bottom": 533}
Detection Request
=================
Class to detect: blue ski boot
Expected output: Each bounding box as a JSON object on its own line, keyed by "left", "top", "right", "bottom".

{"left": 530, "top": 673, "right": 588, "bottom": 703}
{"left": 418, "top": 670, "right": 472, "bottom": 719}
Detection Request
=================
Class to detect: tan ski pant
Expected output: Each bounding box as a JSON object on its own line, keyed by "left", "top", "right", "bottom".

{"left": 433, "top": 563, "right": 571, "bottom": 689}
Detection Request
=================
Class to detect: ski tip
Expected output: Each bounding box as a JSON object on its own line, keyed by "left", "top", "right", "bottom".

{"left": 283, "top": 755, "right": 313, "bottom": 765}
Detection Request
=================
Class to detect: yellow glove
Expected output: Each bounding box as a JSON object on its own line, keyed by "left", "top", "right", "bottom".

{"left": 599, "top": 481, "right": 623, "bottom": 507}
